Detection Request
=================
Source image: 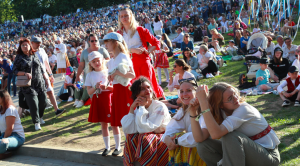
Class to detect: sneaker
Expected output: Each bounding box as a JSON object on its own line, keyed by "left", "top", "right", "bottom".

{"left": 35, "top": 123, "right": 42, "bottom": 131}
{"left": 67, "top": 97, "right": 74, "bottom": 102}
{"left": 205, "top": 73, "right": 210, "bottom": 78}
{"left": 40, "top": 118, "right": 45, "bottom": 125}
{"left": 273, "top": 90, "right": 279, "bottom": 95}
{"left": 282, "top": 100, "right": 290, "bottom": 107}
{"left": 112, "top": 149, "right": 122, "bottom": 156}
{"left": 73, "top": 100, "right": 79, "bottom": 107}
{"left": 197, "top": 75, "right": 203, "bottom": 80}
{"left": 294, "top": 100, "right": 300, "bottom": 107}
{"left": 76, "top": 101, "right": 84, "bottom": 108}
{"left": 102, "top": 149, "right": 111, "bottom": 156}
{"left": 209, "top": 73, "right": 214, "bottom": 78}
{"left": 55, "top": 109, "right": 66, "bottom": 117}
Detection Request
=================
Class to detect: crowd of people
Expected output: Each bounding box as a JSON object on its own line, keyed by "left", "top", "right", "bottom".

{"left": 2, "top": 0, "right": 300, "bottom": 165}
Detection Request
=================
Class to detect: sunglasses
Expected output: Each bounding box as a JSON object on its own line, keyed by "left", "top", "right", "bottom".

{"left": 178, "top": 77, "right": 198, "bottom": 87}
{"left": 185, "top": 36, "right": 189, "bottom": 37}
{"left": 90, "top": 40, "right": 98, "bottom": 43}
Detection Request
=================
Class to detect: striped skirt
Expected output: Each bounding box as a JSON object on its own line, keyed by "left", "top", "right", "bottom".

{"left": 168, "top": 133, "right": 206, "bottom": 166}
{"left": 123, "top": 133, "right": 169, "bottom": 166}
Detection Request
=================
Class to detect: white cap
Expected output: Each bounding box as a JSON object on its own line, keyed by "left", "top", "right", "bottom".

{"left": 88, "top": 51, "right": 103, "bottom": 62}
{"left": 56, "top": 37, "right": 61, "bottom": 42}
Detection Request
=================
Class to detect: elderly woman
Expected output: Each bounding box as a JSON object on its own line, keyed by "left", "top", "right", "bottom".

{"left": 13, "top": 38, "right": 49, "bottom": 131}
{"left": 121, "top": 77, "right": 171, "bottom": 166}
{"left": 0, "top": 90, "right": 25, "bottom": 159}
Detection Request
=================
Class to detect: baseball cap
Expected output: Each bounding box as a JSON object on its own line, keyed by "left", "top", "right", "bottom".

{"left": 289, "top": 66, "right": 299, "bottom": 73}
{"left": 103, "top": 32, "right": 124, "bottom": 43}
{"left": 31, "top": 37, "right": 42, "bottom": 43}
{"left": 66, "top": 66, "right": 74, "bottom": 75}
{"left": 229, "top": 40, "right": 235, "bottom": 44}
{"left": 88, "top": 51, "right": 103, "bottom": 62}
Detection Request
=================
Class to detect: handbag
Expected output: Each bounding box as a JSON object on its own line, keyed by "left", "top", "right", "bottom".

{"left": 16, "top": 56, "right": 33, "bottom": 87}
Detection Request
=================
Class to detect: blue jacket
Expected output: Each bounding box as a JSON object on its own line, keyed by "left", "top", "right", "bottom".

{"left": 181, "top": 41, "right": 194, "bottom": 52}
{"left": 187, "top": 56, "right": 199, "bottom": 70}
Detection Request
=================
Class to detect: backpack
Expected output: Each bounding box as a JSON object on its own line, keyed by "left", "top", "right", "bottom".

{"left": 194, "top": 26, "right": 203, "bottom": 42}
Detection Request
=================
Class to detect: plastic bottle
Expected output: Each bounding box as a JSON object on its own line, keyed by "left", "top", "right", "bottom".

{"left": 76, "top": 81, "right": 82, "bottom": 90}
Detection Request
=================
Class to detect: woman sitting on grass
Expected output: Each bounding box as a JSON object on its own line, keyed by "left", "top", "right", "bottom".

{"left": 122, "top": 77, "right": 171, "bottom": 166}
{"left": 195, "top": 82, "right": 280, "bottom": 166}
{"left": 0, "top": 90, "right": 25, "bottom": 159}
{"left": 183, "top": 47, "right": 203, "bottom": 80}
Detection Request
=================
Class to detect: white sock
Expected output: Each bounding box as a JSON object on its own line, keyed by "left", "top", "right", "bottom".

{"left": 103, "top": 136, "right": 110, "bottom": 150}
{"left": 114, "top": 134, "right": 121, "bottom": 151}
{"left": 164, "top": 68, "right": 169, "bottom": 81}
{"left": 157, "top": 67, "right": 162, "bottom": 83}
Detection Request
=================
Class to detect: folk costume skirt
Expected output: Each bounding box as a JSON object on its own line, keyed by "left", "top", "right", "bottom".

{"left": 111, "top": 83, "right": 133, "bottom": 126}
{"left": 88, "top": 91, "right": 112, "bottom": 123}
{"left": 123, "top": 132, "right": 169, "bottom": 166}
{"left": 131, "top": 53, "right": 164, "bottom": 98}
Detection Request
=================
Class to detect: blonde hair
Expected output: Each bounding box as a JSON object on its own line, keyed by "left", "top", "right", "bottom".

{"left": 88, "top": 58, "right": 106, "bottom": 72}
{"left": 118, "top": 8, "right": 138, "bottom": 38}
{"left": 104, "top": 39, "right": 130, "bottom": 57}
{"left": 210, "top": 28, "right": 219, "bottom": 35}
{"left": 162, "top": 33, "right": 172, "bottom": 47}
{"left": 208, "top": 82, "right": 246, "bottom": 125}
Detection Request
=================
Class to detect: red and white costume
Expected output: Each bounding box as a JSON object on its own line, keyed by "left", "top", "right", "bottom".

{"left": 108, "top": 53, "right": 134, "bottom": 126}
{"left": 122, "top": 27, "right": 164, "bottom": 98}
{"left": 85, "top": 69, "right": 112, "bottom": 123}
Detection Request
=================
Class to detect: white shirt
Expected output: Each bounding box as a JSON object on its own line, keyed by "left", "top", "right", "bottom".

{"left": 123, "top": 30, "right": 143, "bottom": 49}
{"left": 121, "top": 100, "right": 171, "bottom": 134}
{"left": 65, "top": 75, "right": 73, "bottom": 84}
{"left": 253, "top": 28, "right": 261, "bottom": 33}
{"left": 167, "top": 71, "right": 194, "bottom": 93}
{"left": 172, "top": 32, "right": 184, "bottom": 44}
{"left": 0, "top": 105, "right": 25, "bottom": 139}
{"left": 265, "top": 42, "right": 275, "bottom": 59}
{"left": 162, "top": 108, "right": 197, "bottom": 147}
{"left": 277, "top": 77, "right": 300, "bottom": 93}
{"left": 155, "top": 42, "right": 168, "bottom": 54}
{"left": 274, "top": 43, "right": 286, "bottom": 50}
{"left": 85, "top": 70, "right": 109, "bottom": 92}
{"left": 226, "top": 45, "right": 238, "bottom": 52}
{"left": 153, "top": 21, "right": 163, "bottom": 31}
{"left": 197, "top": 51, "right": 214, "bottom": 70}
{"left": 48, "top": 54, "right": 57, "bottom": 64}
{"left": 108, "top": 53, "right": 133, "bottom": 85}
{"left": 36, "top": 48, "right": 50, "bottom": 78}
{"left": 222, "top": 103, "right": 280, "bottom": 149}
{"left": 282, "top": 44, "right": 297, "bottom": 62}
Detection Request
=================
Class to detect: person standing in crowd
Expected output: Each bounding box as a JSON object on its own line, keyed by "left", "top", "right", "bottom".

{"left": 163, "top": 78, "right": 206, "bottom": 166}
{"left": 75, "top": 34, "right": 110, "bottom": 108}
{"left": 122, "top": 77, "right": 171, "bottom": 166}
{"left": 172, "top": 27, "right": 184, "bottom": 48}
{"left": 153, "top": 15, "right": 163, "bottom": 36}
{"left": 104, "top": 32, "right": 135, "bottom": 155}
{"left": 195, "top": 82, "right": 280, "bottom": 166}
{"left": 118, "top": 8, "right": 164, "bottom": 99}
{"left": 144, "top": 17, "right": 154, "bottom": 35}
{"left": 13, "top": 38, "right": 49, "bottom": 131}
{"left": 54, "top": 37, "right": 70, "bottom": 80}
{"left": 48, "top": 51, "right": 57, "bottom": 74}
{"left": 85, "top": 51, "right": 120, "bottom": 156}
{"left": 0, "top": 90, "right": 25, "bottom": 159}
{"left": 0, "top": 58, "right": 15, "bottom": 97}
{"left": 31, "top": 37, "right": 66, "bottom": 117}
{"left": 154, "top": 35, "right": 170, "bottom": 85}
{"left": 66, "top": 44, "right": 78, "bottom": 68}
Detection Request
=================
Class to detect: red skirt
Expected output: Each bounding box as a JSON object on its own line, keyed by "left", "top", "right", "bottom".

{"left": 123, "top": 133, "right": 169, "bottom": 166}
{"left": 111, "top": 84, "right": 133, "bottom": 126}
{"left": 154, "top": 52, "right": 169, "bottom": 69}
{"left": 88, "top": 91, "right": 112, "bottom": 123}
{"left": 131, "top": 53, "right": 164, "bottom": 98}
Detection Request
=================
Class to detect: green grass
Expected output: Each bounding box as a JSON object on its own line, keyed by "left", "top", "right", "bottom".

{"left": 20, "top": 28, "right": 300, "bottom": 165}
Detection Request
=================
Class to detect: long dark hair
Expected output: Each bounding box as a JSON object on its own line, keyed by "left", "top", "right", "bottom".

{"left": 183, "top": 47, "right": 193, "bottom": 63}
{"left": 0, "top": 90, "right": 14, "bottom": 114}
{"left": 155, "top": 15, "right": 160, "bottom": 22}
{"left": 130, "top": 76, "right": 156, "bottom": 101}
{"left": 16, "top": 38, "right": 36, "bottom": 55}
{"left": 175, "top": 59, "right": 191, "bottom": 71}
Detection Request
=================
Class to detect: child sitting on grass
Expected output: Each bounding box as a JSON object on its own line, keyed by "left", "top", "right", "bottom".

{"left": 255, "top": 58, "right": 279, "bottom": 92}
{"left": 277, "top": 66, "right": 300, "bottom": 107}
{"left": 226, "top": 40, "right": 238, "bottom": 56}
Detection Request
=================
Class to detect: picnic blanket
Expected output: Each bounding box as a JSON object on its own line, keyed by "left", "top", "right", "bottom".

{"left": 165, "top": 95, "right": 178, "bottom": 114}
{"left": 240, "top": 87, "right": 278, "bottom": 96}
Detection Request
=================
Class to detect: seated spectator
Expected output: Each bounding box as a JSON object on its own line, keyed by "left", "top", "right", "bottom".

{"left": 122, "top": 77, "right": 171, "bottom": 166}
{"left": 48, "top": 51, "right": 57, "bottom": 74}
{"left": 256, "top": 58, "right": 279, "bottom": 92}
{"left": 234, "top": 30, "right": 245, "bottom": 55}
{"left": 211, "top": 28, "right": 225, "bottom": 51}
{"left": 277, "top": 66, "right": 300, "bottom": 107}
{"left": 188, "top": 25, "right": 195, "bottom": 35}
{"left": 268, "top": 47, "right": 289, "bottom": 81}
{"left": 274, "top": 35, "right": 286, "bottom": 49}
{"left": 181, "top": 33, "right": 194, "bottom": 52}
{"left": 265, "top": 36, "right": 275, "bottom": 59}
{"left": 240, "top": 30, "right": 250, "bottom": 55}
{"left": 197, "top": 44, "right": 219, "bottom": 78}
{"left": 291, "top": 46, "right": 300, "bottom": 71}
{"left": 252, "top": 23, "right": 261, "bottom": 34}
{"left": 183, "top": 47, "right": 202, "bottom": 80}
{"left": 282, "top": 37, "right": 297, "bottom": 63}
{"left": 0, "top": 90, "right": 25, "bottom": 159}
{"left": 196, "top": 82, "right": 280, "bottom": 166}
{"left": 207, "top": 18, "right": 218, "bottom": 38}
{"left": 226, "top": 40, "right": 238, "bottom": 56}
{"left": 62, "top": 67, "right": 76, "bottom": 102}
{"left": 272, "top": 17, "right": 280, "bottom": 32}
{"left": 163, "top": 78, "right": 206, "bottom": 166}
{"left": 172, "top": 27, "right": 184, "bottom": 48}
{"left": 220, "top": 17, "right": 229, "bottom": 33}
{"left": 233, "top": 20, "right": 243, "bottom": 37}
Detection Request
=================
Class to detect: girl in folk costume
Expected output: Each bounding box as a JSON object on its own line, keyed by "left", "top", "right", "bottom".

{"left": 121, "top": 77, "right": 171, "bottom": 166}
{"left": 85, "top": 51, "right": 120, "bottom": 156}
{"left": 154, "top": 35, "right": 170, "bottom": 85}
{"left": 118, "top": 8, "right": 164, "bottom": 99}
{"left": 162, "top": 78, "right": 207, "bottom": 166}
{"left": 195, "top": 82, "right": 280, "bottom": 166}
{"left": 54, "top": 37, "right": 71, "bottom": 79}
{"left": 103, "top": 32, "right": 135, "bottom": 155}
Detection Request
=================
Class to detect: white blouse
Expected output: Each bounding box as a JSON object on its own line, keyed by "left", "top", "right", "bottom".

{"left": 123, "top": 30, "right": 143, "bottom": 49}
{"left": 222, "top": 102, "right": 280, "bottom": 149}
{"left": 162, "top": 108, "right": 197, "bottom": 147}
{"left": 85, "top": 70, "right": 109, "bottom": 92}
{"left": 121, "top": 100, "right": 171, "bottom": 134}
{"left": 168, "top": 71, "right": 194, "bottom": 93}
